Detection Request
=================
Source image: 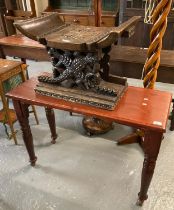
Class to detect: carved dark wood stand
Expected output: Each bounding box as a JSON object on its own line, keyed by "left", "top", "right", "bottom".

{"left": 14, "top": 13, "right": 140, "bottom": 135}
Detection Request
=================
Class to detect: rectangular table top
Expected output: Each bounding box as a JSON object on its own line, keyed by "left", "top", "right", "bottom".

{"left": 6, "top": 77, "right": 172, "bottom": 132}
{"left": 0, "top": 34, "right": 45, "bottom": 49}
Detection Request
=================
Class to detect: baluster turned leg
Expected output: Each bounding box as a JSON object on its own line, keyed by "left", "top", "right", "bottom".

{"left": 12, "top": 99, "right": 37, "bottom": 166}
{"left": 137, "top": 130, "right": 163, "bottom": 206}
{"left": 45, "top": 107, "right": 57, "bottom": 144}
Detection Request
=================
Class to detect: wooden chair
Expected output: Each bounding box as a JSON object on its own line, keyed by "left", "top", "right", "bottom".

{"left": 0, "top": 58, "right": 39, "bottom": 144}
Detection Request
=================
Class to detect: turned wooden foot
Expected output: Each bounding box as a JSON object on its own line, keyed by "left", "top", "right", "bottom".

{"left": 136, "top": 194, "right": 148, "bottom": 206}
{"left": 137, "top": 130, "right": 163, "bottom": 206}
{"left": 45, "top": 107, "right": 58, "bottom": 144}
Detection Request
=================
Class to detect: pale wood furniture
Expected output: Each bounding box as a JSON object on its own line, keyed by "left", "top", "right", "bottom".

{"left": 6, "top": 76, "right": 172, "bottom": 205}
{"left": 0, "top": 58, "right": 38, "bottom": 144}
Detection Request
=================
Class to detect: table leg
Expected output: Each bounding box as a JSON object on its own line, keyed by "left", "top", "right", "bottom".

{"left": 12, "top": 99, "right": 37, "bottom": 166}
{"left": 45, "top": 107, "right": 58, "bottom": 144}
{"left": 0, "top": 46, "right": 6, "bottom": 59}
{"left": 137, "top": 130, "right": 163, "bottom": 206}
{"left": 170, "top": 99, "right": 174, "bottom": 131}
{"left": 21, "top": 58, "right": 26, "bottom": 64}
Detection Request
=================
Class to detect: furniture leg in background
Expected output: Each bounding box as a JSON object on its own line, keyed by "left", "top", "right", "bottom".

{"left": 0, "top": 59, "right": 39, "bottom": 144}
{"left": 170, "top": 99, "right": 174, "bottom": 131}
{"left": 45, "top": 107, "right": 58, "bottom": 144}
{"left": 0, "top": 83, "right": 17, "bottom": 144}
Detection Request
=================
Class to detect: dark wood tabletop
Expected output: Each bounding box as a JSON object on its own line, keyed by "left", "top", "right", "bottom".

{"left": 6, "top": 77, "right": 172, "bottom": 132}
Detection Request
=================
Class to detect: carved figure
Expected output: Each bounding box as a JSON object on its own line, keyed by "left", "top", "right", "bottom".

{"left": 39, "top": 50, "right": 100, "bottom": 89}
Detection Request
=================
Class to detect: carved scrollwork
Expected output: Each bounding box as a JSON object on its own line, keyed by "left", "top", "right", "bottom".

{"left": 38, "top": 49, "right": 100, "bottom": 89}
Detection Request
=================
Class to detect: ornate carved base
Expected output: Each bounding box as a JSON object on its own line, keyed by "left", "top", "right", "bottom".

{"left": 82, "top": 117, "right": 113, "bottom": 135}
{"left": 35, "top": 79, "right": 127, "bottom": 110}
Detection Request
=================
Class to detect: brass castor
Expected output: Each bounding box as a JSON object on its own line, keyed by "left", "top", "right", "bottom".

{"left": 82, "top": 117, "right": 113, "bottom": 135}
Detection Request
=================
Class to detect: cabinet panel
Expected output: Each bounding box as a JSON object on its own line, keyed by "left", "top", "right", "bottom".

{"left": 101, "top": 16, "right": 116, "bottom": 27}
{"left": 48, "top": 0, "right": 118, "bottom": 12}
{"left": 63, "top": 15, "right": 95, "bottom": 26}
{"left": 0, "top": 1, "right": 5, "bottom": 7}
{"left": 103, "top": 0, "right": 118, "bottom": 11}
{"left": 46, "top": 0, "right": 119, "bottom": 27}
{"left": 49, "top": 0, "right": 90, "bottom": 10}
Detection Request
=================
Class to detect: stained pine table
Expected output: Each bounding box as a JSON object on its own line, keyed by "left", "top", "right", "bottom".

{"left": 0, "top": 34, "right": 49, "bottom": 62}
{"left": 6, "top": 77, "right": 172, "bottom": 205}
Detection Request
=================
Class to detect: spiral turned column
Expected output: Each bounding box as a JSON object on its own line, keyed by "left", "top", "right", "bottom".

{"left": 143, "top": 0, "right": 172, "bottom": 89}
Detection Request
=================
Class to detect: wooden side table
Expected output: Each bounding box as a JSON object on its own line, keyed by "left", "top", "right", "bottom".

{"left": 6, "top": 77, "right": 172, "bottom": 205}
{"left": 0, "top": 58, "right": 38, "bottom": 144}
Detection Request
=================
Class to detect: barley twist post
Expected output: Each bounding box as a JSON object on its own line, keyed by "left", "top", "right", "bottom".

{"left": 143, "top": 0, "right": 172, "bottom": 89}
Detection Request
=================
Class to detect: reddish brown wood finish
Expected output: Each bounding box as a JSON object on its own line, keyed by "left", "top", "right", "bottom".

{"left": 12, "top": 99, "right": 37, "bottom": 165}
{"left": 137, "top": 131, "right": 163, "bottom": 206}
{"left": 0, "top": 34, "right": 49, "bottom": 61}
{"left": 6, "top": 77, "right": 172, "bottom": 204}
{"left": 7, "top": 78, "right": 171, "bottom": 132}
{"left": 45, "top": 107, "right": 57, "bottom": 144}
{"left": 94, "top": 0, "right": 102, "bottom": 27}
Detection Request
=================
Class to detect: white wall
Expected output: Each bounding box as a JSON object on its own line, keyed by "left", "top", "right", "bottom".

{"left": 34, "top": 0, "right": 48, "bottom": 16}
